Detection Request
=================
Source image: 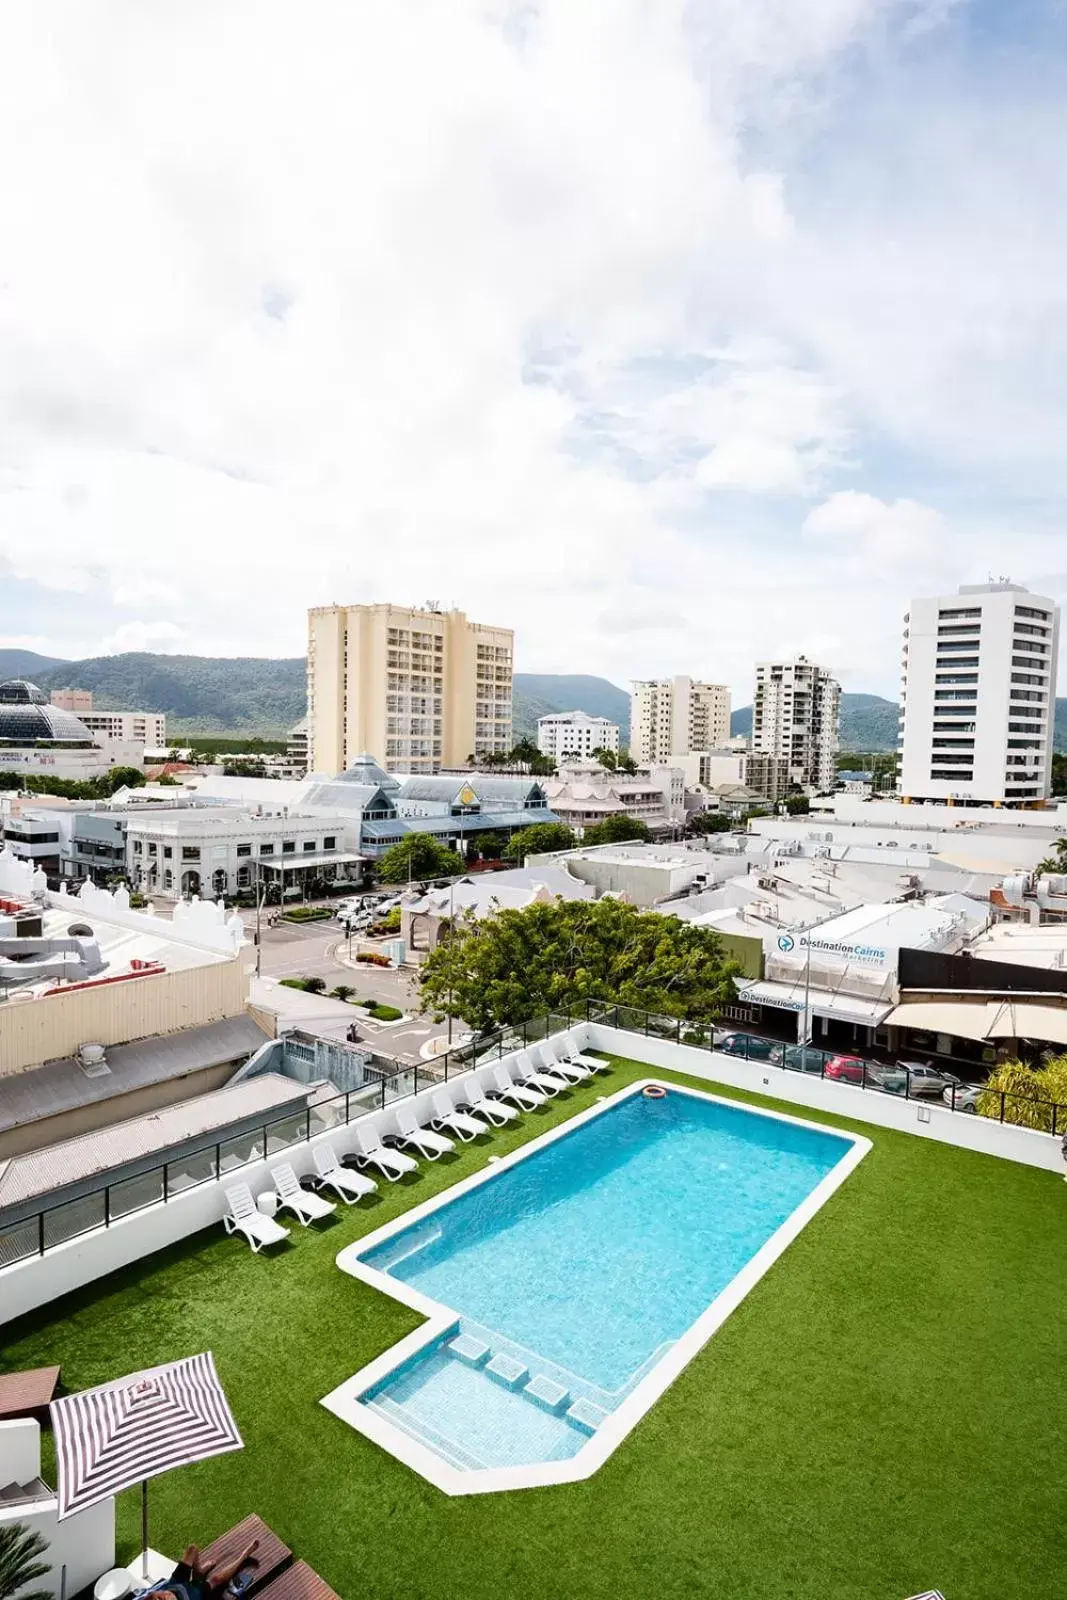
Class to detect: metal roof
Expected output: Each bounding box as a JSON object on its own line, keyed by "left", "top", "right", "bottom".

{"left": 0, "top": 1012, "right": 272, "bottom": 1134}
{"left": 0, "top": 1073, "right": 306, "bottom": 1213}
{"left": 359, "top": 809, "right": 558, "bottom": 841}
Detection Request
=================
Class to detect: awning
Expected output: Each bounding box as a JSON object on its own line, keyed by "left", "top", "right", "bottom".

{"left": 884, "top": 1000, "right": 998, "bottom": 1042}
{"left": 736, "top": 980, "right": 893, "bottom": 1027}
{"left": 259, "top": 851, "right": 366, "bottom": 871}
{"left": 985, "top": 1001, "right": 1067, "bottom": 1046}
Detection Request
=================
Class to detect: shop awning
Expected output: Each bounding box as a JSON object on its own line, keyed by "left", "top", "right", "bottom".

{"left": 736, "top": 980, "right": 893, "bottom": 1027}
{"left": 884, "top": 1000, "right": 998, "bottom": 1042}
{"left": 985, "top": 1001, "right": 1067, "bottom": 1046}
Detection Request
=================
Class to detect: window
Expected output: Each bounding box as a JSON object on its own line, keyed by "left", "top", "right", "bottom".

{"left": 236, "top": 843, "right": 252, "bottom": 857}
{"left": 934, "top": 672, "right": 978, "bottom": 684}
{"left": 282, "top": 841, "right": 296, "bottom": 854}
{"left": 302, "top": 840, "right": 316, "bottom": 852}
{"left": 1012, "top": 671, "right": 1046, "bottom": 685}
{"left": 132, "top": 840, "right": 142, "bottom": 854}
{"left": 182, "top": 846, "right": 200, "bottom": 861}
{"left": 260, "top": 844, "right": 274, "bottom": 856}
{"left": 148, "top": 842, "right": 157, "bottom": 856}
{"left": 323, "top": 835, "right": 336, "bottom": 849}
{"left": 163, "top": 845, "right": 172, "bottom": 858}
{"left": 938, "top": 607, "right": 981, "bottom": 620}
{"left": 930, "top": 768, "right": 974, "bottom": 782}
{"left": 164, "top": 869, "right": 173, "bottom": 890}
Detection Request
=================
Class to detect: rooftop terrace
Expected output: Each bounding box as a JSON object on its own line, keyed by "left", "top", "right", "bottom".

{"left": 1, "top": 1039, "right": 1064, "bottom": 1600}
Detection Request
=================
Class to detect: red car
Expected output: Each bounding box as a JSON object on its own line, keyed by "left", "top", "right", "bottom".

{"left": 824, "top": 1054, "right": 867, "bottom": 1085}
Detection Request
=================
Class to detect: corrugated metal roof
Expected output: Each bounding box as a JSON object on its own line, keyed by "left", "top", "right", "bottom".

{"left": 0, "top": 1012, "right": 272, "bottom": 1133}
{"left": 0, "top": 1072, "right": 305, "bottom": 1209}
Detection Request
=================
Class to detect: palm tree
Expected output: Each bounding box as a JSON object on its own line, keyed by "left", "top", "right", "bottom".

{"left": 0, "top": 1523, "right": 51, "bottom": 1600}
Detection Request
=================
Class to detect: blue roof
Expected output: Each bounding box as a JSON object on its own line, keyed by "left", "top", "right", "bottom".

{"left": 359, "top": 809, "right": 560, "bottom": 843}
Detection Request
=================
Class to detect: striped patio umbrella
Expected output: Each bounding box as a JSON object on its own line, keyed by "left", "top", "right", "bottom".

{"left": 51, "top": 1352, "right": 242, "bottom": 1574}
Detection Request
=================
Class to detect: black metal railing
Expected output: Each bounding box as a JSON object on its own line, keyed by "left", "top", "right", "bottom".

{"left": 0, "top": 1013, "right": 579, "bottom": 1271}
{"left": 579, "top": 999, "right": 1066, "bottom": 1139}
{"left": 4, "top": 1001, "right": 1062, "bottom": 1272}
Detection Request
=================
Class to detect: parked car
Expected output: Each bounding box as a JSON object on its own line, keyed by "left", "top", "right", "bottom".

{"left": 895, "top": 1060, "right": 962, "bottom": 1099}
{"left": 717, "top": 1032, "right": 784, "bottom": 1064}
{"left": 942, "top": 1081, "right": 983, "bottom": 1113}
{"left": 781, "top": 1045, "right": 826, "bottom": 1074}
{"left": 824, "top": 1054, "right": 867, "bottom": 1085}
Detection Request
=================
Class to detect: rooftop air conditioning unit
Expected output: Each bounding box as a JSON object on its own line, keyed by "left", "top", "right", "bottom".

{"left": 76, "top": 1042, "right": 111, "bottom": 1078}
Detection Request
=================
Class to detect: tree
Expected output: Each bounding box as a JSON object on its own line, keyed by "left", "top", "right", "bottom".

{"left": 376, "top": 832, "right": 465, "bottom": 883}
{"left": 0, "top": 1522, "right": 51, "bottom": 1600}
{"left": 784, "top": 794, "right": 810, "bottom": 815}
{"left": 505, "top": 822, "right": 577, "bottom": 861}
{"left": 471, "top": 832, "right": 503, "bottom": 860}
{"left": 977, "top": 1055, "right": 1067, "bottom": 1131}
{"left": 616, "top": 750, "right": 638, "bottom": 775}
{"left": 101, "top": 765, "right": 147, "bottom": 794}
{"left": 687, "top": 811, "right": 732, "bottom": 835}
{"left": 590, "top": 746, "right": 618, "bottom": 771}
{"left": 1034, "top": 838, "right": 1067, "bottom": 876}
{"left": 418, "top": 897, "right": 740, "bottom": 1032}
{"left": 582, "top": 814, "right": 652, "bottom": 846}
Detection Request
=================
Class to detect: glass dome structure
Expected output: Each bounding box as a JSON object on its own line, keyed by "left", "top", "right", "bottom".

{"left": 0, "top": 679, "right": 95, "bottom": 744}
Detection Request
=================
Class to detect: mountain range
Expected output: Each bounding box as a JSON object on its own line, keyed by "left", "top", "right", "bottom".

{"left": 0, "top": 648, "right": 1063, "bottom": 753}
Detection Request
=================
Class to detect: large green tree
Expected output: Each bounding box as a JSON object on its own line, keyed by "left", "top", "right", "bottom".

{"left": 687, "top": 811, "right": 732, "bottom": 835}
{"left": 376, "top": 832, "right": 465, "bottom": 883}
{"left": 418, "top": 897, "right": 740, "bottom": 1031}
{"left": 505, "top": 821, "right": 577, "bottom": 861}
{"left": 582, "top": 814, "right": 652, "bottom": 846}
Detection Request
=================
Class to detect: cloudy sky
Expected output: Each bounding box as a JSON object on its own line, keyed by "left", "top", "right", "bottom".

{"left": 2, "top": 0, "right": 1066, "bottom": 702}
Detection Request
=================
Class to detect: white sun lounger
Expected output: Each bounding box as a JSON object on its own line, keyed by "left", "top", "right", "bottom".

{"left": 313, "top": 1142, "right": 378, "bottom": 1203}
{"left": 511, "top": 1047, "right": 570, "bottom": 1096}
{"left": 351, "top": 1121, "right": 420, "bottom": 1181}
{"left": 491, "top": 1063, "right": 546, "bottom": 1111}
{"left": 561, "top": 1031, "right": 608, "bottom": 1072}
{"left": 464, "top": 1079, "right": 520, "bottom": 1126}
{"left": 271, "top": 1162, "right": 337, "bottom": 1225}
{"left": 533, "top": 1039, "right": 592, "bottom": 1083}
{"left": 223, "top": 1183, "right": 290, "bottom": 1253}
{"left": 391, "top": 1102, "right": 455, "bottom": 1161}
{"left": 430, "top": 1089, "right": 490, "bottom": 1142}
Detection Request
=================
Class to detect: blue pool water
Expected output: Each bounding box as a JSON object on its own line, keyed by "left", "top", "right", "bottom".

{"left": 358, "top": 1087, "right": 853, "bottom": 1471}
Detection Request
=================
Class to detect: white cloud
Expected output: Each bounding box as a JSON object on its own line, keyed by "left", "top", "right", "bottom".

{"left": 101, "top": 621, "right": 189, "bottom": 655}
{"left": 0, "top": 0, "right": 1063, "bottom": 704}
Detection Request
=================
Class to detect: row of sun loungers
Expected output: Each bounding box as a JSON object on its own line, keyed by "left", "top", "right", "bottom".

{"left": 223, "top": 1032, "right": 606, "bottom": 1252}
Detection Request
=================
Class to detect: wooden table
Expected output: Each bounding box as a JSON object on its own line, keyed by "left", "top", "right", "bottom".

{"left": 0, "top": 1365, "right": 61, "bottom": 1423}
{"left": 256, "top": 1561, "right": 342, "bottom": 1600}
{"left": 200, "top": 1514, "right": 291, "bottom": 1597}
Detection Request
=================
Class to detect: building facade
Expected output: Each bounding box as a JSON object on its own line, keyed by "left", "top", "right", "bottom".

{"left": 536, "top": 710, "right": 620, "bottom": 763}
{"left": 630, "top": 676, "right": 731, "bottom": 765}
{"left": 751, "top": 657, "right": 840, "bottom": 793}
{"left": 51, "top": 689, "right": 166, "bottom": 748}
{"left": 307, "top": 603, "right": 513, "bottom": 775}
{"left": 125, "top": 809, "right": 362, "bottom": 901}
{"left": 898, "top": 582, "right": 1060, "bottom": 807}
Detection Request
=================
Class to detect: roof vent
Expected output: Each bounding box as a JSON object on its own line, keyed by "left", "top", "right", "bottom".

{"left": 76, "top": 1042, "right": 111, "bottom": 1078}
{"left": 67, "top": 922, "right": 94, "bottom": 938}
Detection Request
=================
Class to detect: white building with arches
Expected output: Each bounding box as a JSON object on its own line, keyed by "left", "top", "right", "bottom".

{"left": 124, "top": 808, "right": 364, "bottom": 901}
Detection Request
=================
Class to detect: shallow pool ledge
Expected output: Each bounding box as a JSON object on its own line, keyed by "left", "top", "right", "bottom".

{"left": 321, "top": 1079, "right": 870, "bottom": 1495}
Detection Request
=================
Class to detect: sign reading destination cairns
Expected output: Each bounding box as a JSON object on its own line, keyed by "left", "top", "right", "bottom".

{"left": 774, "top": 930, "right": 890, "bottom": 969}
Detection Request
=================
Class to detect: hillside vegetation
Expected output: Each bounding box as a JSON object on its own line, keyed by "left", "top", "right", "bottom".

{"left": 2, "top": 649, "right": 1062, "bottom": 751}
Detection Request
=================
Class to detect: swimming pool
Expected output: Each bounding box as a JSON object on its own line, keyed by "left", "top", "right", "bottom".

{"left": 323, "top": 1076, "right": 869, "bottom": 1493}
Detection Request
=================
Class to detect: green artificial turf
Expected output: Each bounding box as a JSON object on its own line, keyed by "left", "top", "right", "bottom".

{"left": 3, "top": 1059, "right": 1066, "bottom": 1600}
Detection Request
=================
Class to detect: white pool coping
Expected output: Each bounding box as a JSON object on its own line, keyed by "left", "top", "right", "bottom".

{"left": 321, "top": 1078, "right": 871, "bottom": 1495}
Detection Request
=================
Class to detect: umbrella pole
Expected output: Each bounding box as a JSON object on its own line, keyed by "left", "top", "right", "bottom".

{"left": 142, "top": 1480, "right": 149, "bottom": 1580}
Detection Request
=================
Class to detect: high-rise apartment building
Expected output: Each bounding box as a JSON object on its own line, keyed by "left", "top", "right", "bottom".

{"left": 307, "top": 603, "right": 513, "bottom": 775}
{"left": 537, "top": 711, "right": 620, "bottom": 764}
{"left": 752, "top": 657, "right": 840, "bottom": 792}
{"left": 630, "top": 677, "right": 731, "bottom": 765}
{"left": 898, "top": 582, "right": 1060, "bottom": 806}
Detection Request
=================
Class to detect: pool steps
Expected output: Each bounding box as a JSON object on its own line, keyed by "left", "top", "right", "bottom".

{"left": 445, "top": 1338, "right": 604, "bottom": 1430}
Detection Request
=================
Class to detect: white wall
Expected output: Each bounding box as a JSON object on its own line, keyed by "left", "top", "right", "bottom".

{"left": 584, "top": 1023, "right": 1064, "bottom": 1172}
{"left": 0, "top": 1420, "right": 115, "bottom": 1600}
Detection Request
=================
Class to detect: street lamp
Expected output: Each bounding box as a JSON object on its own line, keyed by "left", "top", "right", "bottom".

{"left": 254, "top": 862, "right": 267, "bottom": 978}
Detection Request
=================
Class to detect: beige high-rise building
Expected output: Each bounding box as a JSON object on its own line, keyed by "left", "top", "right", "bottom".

{"left": 630, "top": 676, "right": 731, "bottom": 765}
{"left": 307, "top": 603, "right": 514, "bottom": 774}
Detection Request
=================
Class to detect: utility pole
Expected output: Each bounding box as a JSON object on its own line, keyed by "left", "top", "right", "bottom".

{"left": 254, "top": 863, "right": 266, "bottom": 978}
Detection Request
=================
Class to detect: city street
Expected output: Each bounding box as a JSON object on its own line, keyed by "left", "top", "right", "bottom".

{"left": 237, "top": 910, "right": 457, "bottom": 1063}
